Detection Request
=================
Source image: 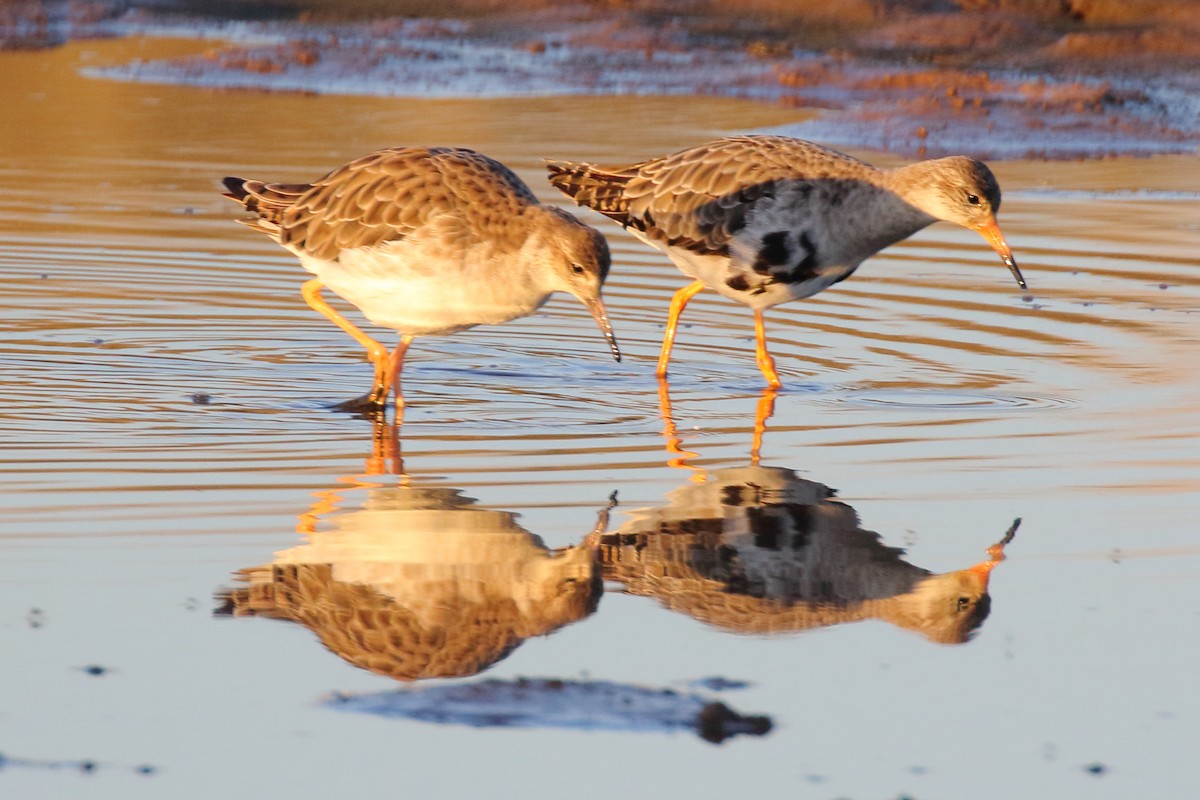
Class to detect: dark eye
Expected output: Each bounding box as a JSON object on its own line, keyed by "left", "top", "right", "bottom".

{"left": 571, "top": 263, "right": 586, "bottom": 275}
{"left": 966, "top": 193, "right": 981, "bottom": 206}
{"left": 956, "top": 597, "right": 971, "bottom": 612}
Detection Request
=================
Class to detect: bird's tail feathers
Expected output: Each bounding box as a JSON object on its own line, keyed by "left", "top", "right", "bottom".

{"left": 545, "top": 160, "right": 633, "bottom": 224}
{"left": 222, "top": 177, "right": 311, "bottom": 232}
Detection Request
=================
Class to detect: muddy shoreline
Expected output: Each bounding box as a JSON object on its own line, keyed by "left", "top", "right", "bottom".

{"left": 4, "top": 1, "right": 1199, "bottom": 158}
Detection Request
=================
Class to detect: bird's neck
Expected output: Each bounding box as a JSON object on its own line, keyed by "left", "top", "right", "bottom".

{"left": 882, "top": 162, "right": 949, "bottom": 222}
{"left": 833, "top": 181, "right": 936, "bottom": 263}
{"left": 518, "top": 206, "right": 569, "bottom": 294}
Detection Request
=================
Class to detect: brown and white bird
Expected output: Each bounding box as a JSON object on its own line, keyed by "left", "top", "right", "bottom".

{"left": 223, "top": 146, "right": 621, "bottom": 412}
{"left": 548, "top": 135, "right": 1025, "bottom": 388}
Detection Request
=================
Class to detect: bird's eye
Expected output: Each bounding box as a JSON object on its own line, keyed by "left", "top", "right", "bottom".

{"left": 571, "top": 263, "right": 586, "bottom": 275}
{"left": 956, "top": 597, "right": 971, "bottom": 612}
{"left": 966, "top": 193, "right": 981, "bottom": 206}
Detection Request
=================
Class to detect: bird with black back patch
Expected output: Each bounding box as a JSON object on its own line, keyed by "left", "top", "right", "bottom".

{"left": 548, "top": 135, "right": 1024, "bottom": 388}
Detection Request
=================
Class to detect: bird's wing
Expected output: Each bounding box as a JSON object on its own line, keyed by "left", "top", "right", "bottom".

{"left": 270, "top": 147, "right": 539, "bottom": 262}
{"left": 548, "top": 136, "right": 871, "bottom": 258}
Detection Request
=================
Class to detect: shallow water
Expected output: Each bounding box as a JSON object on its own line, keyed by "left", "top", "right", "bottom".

{"left": 1, "top": 36, "right": 1199, "bottom": 798}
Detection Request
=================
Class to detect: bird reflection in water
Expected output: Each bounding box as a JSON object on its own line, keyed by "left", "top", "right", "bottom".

{"left": 596, "top": 382, "right": 1020, "bottom": 645}
{"left": 216, "top": 422, "right": 607, "bottom": 680}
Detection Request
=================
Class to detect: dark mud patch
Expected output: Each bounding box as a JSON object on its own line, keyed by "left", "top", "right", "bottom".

{"left": 325, "top": 676, "right": 772, "bottom": 743}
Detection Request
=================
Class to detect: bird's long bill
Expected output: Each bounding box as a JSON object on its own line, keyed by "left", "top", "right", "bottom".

{"left": 582, "top": 295, "right": 622, "bottom": 362}
{"left": 975, "top": 218, "right": 1027, "bottom": 290}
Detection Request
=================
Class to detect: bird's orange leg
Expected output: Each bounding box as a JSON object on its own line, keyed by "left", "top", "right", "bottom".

{"left": 301, "top": 279, "right": 392, "bottom": 409}
{"left": 657, "top": 280, "right": 706, "bottom": 379}
{"left": 753, "top": 309, "right": 783, "bottom": 389}
{"left": 384, "top": 335, "right": 414, "bottom": 422}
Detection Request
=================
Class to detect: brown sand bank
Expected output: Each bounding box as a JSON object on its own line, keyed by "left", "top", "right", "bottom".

{"left": 4, "top": 0, "right": 1199, "bottom": 158}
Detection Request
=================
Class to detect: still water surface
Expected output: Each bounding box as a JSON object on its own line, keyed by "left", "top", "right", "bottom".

{"left": 1, "top": 37, "right": 1199, "bottom": 799}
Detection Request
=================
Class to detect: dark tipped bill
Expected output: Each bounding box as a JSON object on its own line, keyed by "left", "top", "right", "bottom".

{"left": 976, "top": 219, "right": 1027, "bottom": 290}
{"left": 582, "top": 296, "right": 621, "bottom": 362}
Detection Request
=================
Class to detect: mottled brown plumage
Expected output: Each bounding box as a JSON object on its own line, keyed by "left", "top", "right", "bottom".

{"left": 238, "top": 148, "right": 541, "bottom": 262}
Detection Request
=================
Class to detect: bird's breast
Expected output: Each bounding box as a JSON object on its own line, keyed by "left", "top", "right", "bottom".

{"left": 297, "top": 245, "right": 549, "bottom": 336}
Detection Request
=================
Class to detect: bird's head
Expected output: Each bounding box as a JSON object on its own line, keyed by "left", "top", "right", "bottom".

{"left": 905, "top": 156, "right": 1026, "bottom": 290}
{"left": 536, "top": 207, "right": 621, "bottom": 363}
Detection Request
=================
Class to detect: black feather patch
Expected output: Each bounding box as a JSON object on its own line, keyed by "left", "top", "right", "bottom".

{"left": 726, "top": 274, "right": 751, "bottom": 292}
{"left": 752, "top": 231, "right": 791, "bottom": 275}
{"left": 783, "top": 232, "right": 820, "bottom": 283}
{"left": 222, "top": 176, "right": 248, "bottom": 200}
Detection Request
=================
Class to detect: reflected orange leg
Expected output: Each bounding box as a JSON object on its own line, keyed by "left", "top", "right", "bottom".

{"left": 753, "top": 309, "right": 783, "bottom": 389}
{"left": 656, "top": 281, "right": 706, "bottom": 379}
{"left": 298, "top": 420, "right": 407, "bottom": 535}
{"left": 749, "top": 388, "right": 778, "bottom": 467}
{"left": 301, "top": 279, "right": 390, "bottom": 406}
{"left": 365, "top": 417, "right": 405, "bottom": 476}
{"left": 656, "top": 377, "right": 705, "bottom": 481}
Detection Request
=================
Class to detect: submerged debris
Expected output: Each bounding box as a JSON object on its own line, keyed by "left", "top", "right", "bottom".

{"left": 0, "top": 751, "right": 156, "bottom": 776}
{"left": 325, "top": 677, "right": 772, "bottom": 744}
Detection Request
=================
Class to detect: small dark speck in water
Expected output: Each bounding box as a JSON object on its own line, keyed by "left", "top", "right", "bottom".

{"left": 80, "top": 760, "right": 97, "bottom": 774}
{"left": 190, "top": 392, "right": 212, "bottom": 405}
{"left": 1110, "top": 548, "right": 1124, "bottom": 564}
{"left": 1085, "top": 763, "right": 1109, "bottom": 776}
{"left": 27, "top": 607, "right": 45, "bottom": 628}
{"left": 40, "top": 273, "right": 49, "bottom": 279}
{"left": 910, "top": 765, "right": 929, "bottom": 775}
{"left": 137, "top": 764, "right": 157, "bottom": 775}
{"left": 92, "top": 338, "right": 104, "bottom": 345}
{"left": 1159, "top": 283, "right": 1169, "bottom": 289}
{"left": 1082, "top": 301, "right": 1094, "bottom": 307}
{"left": 1022, "top": 294, "right": 1035, "bottom": 302}
{"left": 81, "top": 664, "right": 109, "bottom": 676}
{"left": 803, "top": 774, "right": 827, "bottom": 784}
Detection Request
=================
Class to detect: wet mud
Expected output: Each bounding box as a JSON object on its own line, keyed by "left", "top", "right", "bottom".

{"left": 5, "top": 1, "right": 1199, "bottom": 158}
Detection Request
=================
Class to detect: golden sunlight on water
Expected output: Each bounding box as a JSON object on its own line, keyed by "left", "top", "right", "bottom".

{"left": 1, "top": 34, "right": 1199, "bottom": 800}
